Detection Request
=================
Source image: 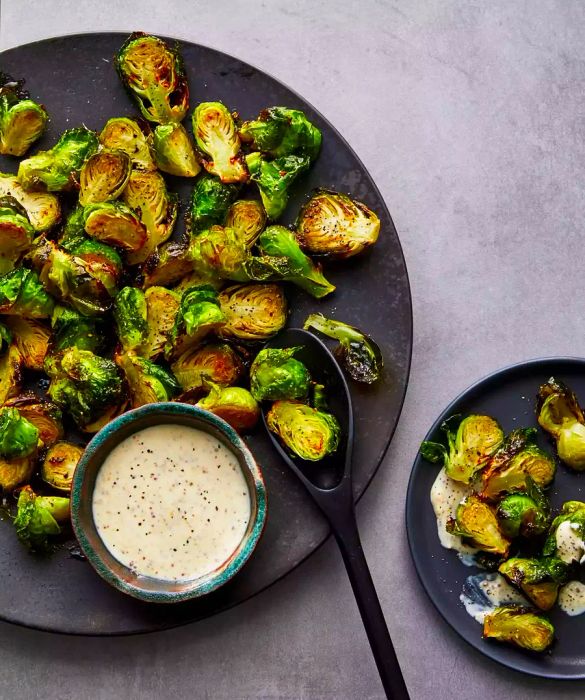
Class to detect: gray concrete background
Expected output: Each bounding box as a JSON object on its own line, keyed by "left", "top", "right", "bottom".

{"left": 0, "top": 0, "right": 584, "bottom": 698}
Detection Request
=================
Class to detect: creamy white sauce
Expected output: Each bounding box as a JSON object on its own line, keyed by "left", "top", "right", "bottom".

{"left": 430, "top": 467, "right": 477, "bottom": 559}
{"left": 460, "top": 573, "right": 528, "bottom": 624}
{"left": 558, "top": 581, "right": 585, "bottom": 616}
{"left": 92, "top": 424, "right": 251, "bottom": 581}
{"left": 555, "top": 520, "right": 585, "bottom": 564}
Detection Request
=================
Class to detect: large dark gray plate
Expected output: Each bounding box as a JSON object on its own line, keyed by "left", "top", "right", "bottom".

{"left": 407, "top": 358, "right": 585, "bottom": 679}
{"left": 0, "top": 34, "right": 412, "bottom": 635}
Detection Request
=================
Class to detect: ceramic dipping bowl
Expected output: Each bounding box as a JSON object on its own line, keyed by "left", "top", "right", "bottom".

{"left": 70, "top": 402, "right": 267, "bottom": 603}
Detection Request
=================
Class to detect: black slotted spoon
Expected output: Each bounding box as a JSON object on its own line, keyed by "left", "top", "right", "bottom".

{"left": 261, "top": 329, "right": 409, "bottom": 700}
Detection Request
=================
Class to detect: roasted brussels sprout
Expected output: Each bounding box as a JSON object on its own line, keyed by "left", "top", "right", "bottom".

{"left": 296, "top": 190, "right": 380, "bottom": 259}
{"left": 13, "top": 486, "right": 70, "bottom": 552}
{"left": 115, "top": 33, "right": 189, "bottom": 124}
{"left": 116, "top": 353, "right": 179, "bottom": 408}
{"left": 498, "top": 557, "right": 568, "bottom": 611}
{"left": 0, "top": 196, "right": 34, "bottom": 274}
{"left": 190, "top": 225, "right": 249, "bottom": 281}
{"left": 189, "top": 173, "right": 239, "bottom": 234}
{"left": 192, "top": 102, "right": 248, "bottom": 184}
{"left": 0, "top": 74, "right": 47, "bottom": 156}
{"left": 153, "top": 123, "right": 200, "bottom": 177}
{"left": 0, "top": 345, "right": 23, "bottom": 405}
{"left": 239, "top": 107, "right": 321, "bottom": 161}
{"left": 142, "top": 240, "right": 193, "bottom": 289}
{"left": 5, "top": 316, "right": 50, "bottom": 371}
{"left": 496, "top": 477, "right": 550, "bottom": 538}
{"left": 0, "top": 407, "right": 39, "bottom": 459}
{"left": 99, "top": 117, "right": 156, "bottom": 171}
{"left": 0, "top": 267, "right": 55, "bottom": 318}
{"left": 166, "top": 285, "right": 226, "bottom": 359}
{"left": 113, "top": 286, "right": 148, "bottom": 352}
{"left": 537, "top": 377, "right": 585, "bottom": 471}
{"left": 45, "top": 347, "right": 124, "bottom": 432}
{"left": 447, "top": 495, "right": 510, "bottom": 556}
{"left": 196, "top": 382, "right": 259, "bottom": 431}
{"left": 3, "top": 394, "right": 63, "bottom": 446}
{"left": 78, "top": 149, "right": 131, "bottom": 206}
{"left": 0, "top": 173, "right": 60, "bottom": 232}
{"left": 543, "top": 501, "right": 585, "bottom": 563}
{"left": 136, "top": 286, "right": 181, "bottom": 360}
{"left": 266, "top": 399, "right": 340, "bottom": 461}
{"left": 18, "top": 127, "right": 98, "bottom": 192}
{"left": 51, "top": 305, "right": 105, "bottom": 353}
{"left": 303, "top": 313, "right": 382, "bottom": 383}
{"left": 83, "top": 200, "right": 148, "bottom": 254}
{"left": 171, "top": 342, "right": 242, "bottom": 392}
{"left": 250, "top": 347, "right": 311, "bottom": 401}
{"left": 225, "top": 199, "right": 266, "bottom": 247}
{"left": 420, "top": 414, "right": 504, "bottom": 484}
{"left": 41, "top": 441, "right": 83, "bottom": 492}
{"left": 483, "top": 606, "right": 554, "bottom": 652}
{"left": 0, "top": 452, "right": 36, "bottom": 491}
{"left": 218, "top": 283, "right": 287, "bottom": 341}
{"left": 246, "top": 152, "right": 309, "bottom": 220}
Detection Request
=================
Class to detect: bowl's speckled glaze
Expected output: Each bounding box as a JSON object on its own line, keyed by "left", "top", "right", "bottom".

{"left": 70, "top": 403, "right": 267, "bottom": 603}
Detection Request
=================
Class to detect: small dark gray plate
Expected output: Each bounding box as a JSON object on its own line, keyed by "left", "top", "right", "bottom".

{"left": 407, "top": 357, "right": 585, "bottom": 679}
{"left": 0, "top": 34, "right": 412, "bottom": 635}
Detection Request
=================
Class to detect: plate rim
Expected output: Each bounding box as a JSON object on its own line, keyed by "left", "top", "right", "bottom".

{"left": 406, "top": 355, "right": 585, "bottom": 680}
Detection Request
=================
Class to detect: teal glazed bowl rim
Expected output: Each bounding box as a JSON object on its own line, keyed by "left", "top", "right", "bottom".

{"left": 70, "top": 402, "right": 268, "bottom": 603}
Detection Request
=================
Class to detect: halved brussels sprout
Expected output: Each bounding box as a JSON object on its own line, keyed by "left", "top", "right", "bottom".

{"left": 5, "top": 316, "right": 50, "bottom": 371}
{"left": 0, "top": 173, "right": 60, "bottom": 232}
{"left": 166, "top": 285, "right": 226, "bottom": 359}
{"left": 142, "top": 240, "right": 193, "bottom": 289}
{"left": 189, "top": 173, "right": 239, "bottom": 235}
{"left": 0, "top": 267, "right": 54, "bottom": 318}
{"left": 496, "top": 483, "right": 550, "bottom": 539}
{"left": 153, "top": 123, "right": 200, "bottom": 177}
{"left": 196, "top": 382, "right": 259, "bottom": 432}
{"left": 483, "top": 606, "right": 554, "bottom": 652}
{"left": 420, "top": 414, "right": 504, "bottom": 484}
{"left": 304, "top": 313, "right": 382, "bottom": 383}
{"left": 3, "top": 394, "right": 63, "bottom": 446}
{"left": 0, "top": 195, "right": 34, "bottom": 274}
{"left": 543, "top": 501, "right": 585, "bottom": 563}
{"left": 136, "top": 286, "right": 181, "bottom": 360}
{"left": 0, "top": 74, "right": 47, "bottom": 156}
{"left": 171, "top": 342, "right": 242, "bottom": 392}
{"left": 51, "top": 305, "right": 105, "bottom": 353}
{"left": 113, "top": 287, "right": 148, "bottom": 352}
{"left": 482, "top": 444, "right": 556, "bottom": 500}
{"left": 83, "top": 200, "right": 148, "bottom": 254}
{"left": 498, "top": 557, "right": 568, "bottom": 611}
{"left": 246, "top": 152, "right": 309, "bottom": 220}
{"left": 266, "top": 399, "right": 340, "bottom": 461}
{"left": 239, "top": 107, "right": 321, "bottom": 161}
{"left": 0, "top": 345, "right": 23, "bottom": 405}
{"left": 116, "top": 33, "right": 189, "bottom": 124}
{"left": 250, "top": 347, "right": 311, "bottom": 401}
{"left": 116, "top": 353, "right": 180, "bottom": 408}
{"left": 99, "top": 117, "right": 155, "bottom": 171}
{"left": 192, "top": 102, "right": 248, "bottom": 184}
{"left": 218, "top": 283, "right": 287, "bottom": 341}
{"left": 78, "top": 149, "right": 131, "bottom": 205}
{"left": 190, "top": 225, "right": 249, "bottom": 281}
{"left": 14, "top": 485, "right": 70, "bottom": 552}
{"left": 296, "top": 190, "right": 380, "bottom": 259}
{"left": 225, "top": 199, "right": 266, "bottom": 247}
{"left": 447, "top": 495, "right": 510, "bottom": 556}
{"left": 0, "top": 453, "right": 37, "bottom": 492}
{"left": 18, "top": 127, "right": 98, "bottom": 192}
{"left": 46, "top": 347, "right": 124, "bottom": 432}
{"left": 0, "top": 407, "right": 39, "bottom": 459}
{"left": 537, "top": 377, "right": 585, "bottom": 470}
{"left": 61, "top": 238, "right": 122, "bottom": 302}
{"left": 41, "top": 441, "right": 83, "bottom": 492}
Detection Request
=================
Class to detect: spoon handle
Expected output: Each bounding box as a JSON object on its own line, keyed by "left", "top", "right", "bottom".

{"left": 331, "top": 509, "right": 410, "bottom": 700}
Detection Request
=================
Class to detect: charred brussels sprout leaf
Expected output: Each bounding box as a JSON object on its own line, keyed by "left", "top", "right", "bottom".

{"left": 266, "top": 400, "right": 340, "bottom": 461}
{"left": 45, "top": 347, "right": 124, "bottom": 431}
{"left": 83, "top": 200, "right": 148, "bottom": 254}
{"left": 192, "top": 102, "right": 248, "bottom": 184}
{"left": 0, "top": 173, "right": 60, "bottom": 232}
{"left": 5, "top": 316, "right": 50, "bottom": 370}
{"left": 296, "top": 189, "right": 380, "bottom": 259}
{"left": 51, "top": 305, "right": 105, "bottom": 353}
{"left": 0, "top": 74, "right": 47, "bottom": 156}
{"left": 78, "top": 149, "right": 131, "bottom": 205}
{"left": 114, "top": 287, "right": 148, "bottom": 352}
{"left": 18, "top": 127, "right": 98, "bottom": 192}
{"left": 115, "top": 33, "right": 189, "bottom": 124}
{"left": 136, "top": 286, "right": 181, "bottom": 360}
{"left": 218, "top": 283, "right": 287, "bottom": 341}
{"left": 537, "top": 377, "right": 585, "bottom": 470}
{"left": 142, "top": 240, "right": 193, "bottom": 289}
{"left": 0, "top": 407, "right": 39, "bottom": 459}
{"left": 304, "top": 313, "right": 382, "bottom": 383}
{"left": 116, "top": 353, "right": 179, "bottom": 408}
{"left": 189, "top": 174, "right": 239, "bottom": 234}
{"left": 166, "top": 285, "right": 226, "bottom": 359}
{"left": 196, "top": 382, "right": 259, "bottom": 432}
{"left": 225, "top": 199, "right": 266, "bottom": 247}
{"left": 4, "top": 394, "right": 63, "bottom": 446}
{"left": 447, "top": 495, "right": 510, "bottom": 556}
{"left": 99, "top": 117, "right": 155, "bottom": 171}
{"left": 0, "top": 195, "right": 34, "bottom": 274}
{"left": 420, "top": 414, "right": 503, "bottom": 484}
{"left": 483, "top": 606, "right": 554, "bottom": 652}
{"left": 41, "top": 441, "right": 83, "bottom": 493}
{"left": 542, "top": 501, "right": 585, "bottom": 563}
{"left": 482, "top": 441, "right": 556, "bottom": 500}
{"left": 250, "top": 347, "right": 311, "bottom": 401}
{"left": 498, "top": 557, "right": 568, "bottom": 611}
{"left": 496, "top": 477, "right": 551, "bottom": 538}
{"left": 246, "top": 152, "right": 309, "bottom": 220}
{"left": 239, "top": 107, "right": 321, "bottom": 161}
{"left": 172, "top": 342, "right": 242, "bottom": 392}
{"left": 0, "top": 345, "right": 23, "bottom": 405}
{"left": 0, "top": 268, "right": 55, "bottom": 318}
{"left": 153, "top": 123, "right": 200, "bottom": 177}
{"left": 14, "top": 486, "right": 69, "bottom": 552}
